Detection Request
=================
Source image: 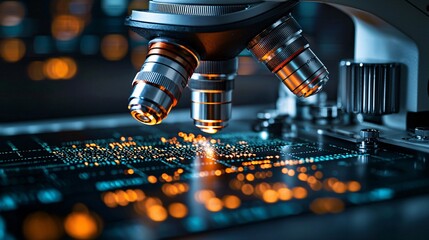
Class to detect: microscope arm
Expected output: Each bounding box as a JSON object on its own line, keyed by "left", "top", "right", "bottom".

{"left": 302, "top": 0, "right": 429, "bottom": 129}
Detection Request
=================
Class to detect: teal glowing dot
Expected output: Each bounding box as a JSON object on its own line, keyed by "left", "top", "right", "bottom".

{"left": 37, "top": 189, "right": 62, "bottom": 204}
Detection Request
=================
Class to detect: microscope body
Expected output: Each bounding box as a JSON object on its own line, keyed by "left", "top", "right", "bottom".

{"left": 312, "top": 0, "right": 429, "bottom": 130}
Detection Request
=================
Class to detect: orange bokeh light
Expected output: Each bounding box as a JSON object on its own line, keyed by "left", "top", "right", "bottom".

{"left": 205, "top": 197, "right": 223, "bottom": 212}
{"left": 101, "top": 34, "right": 128, "bottom": 61}
{"left": 44, "top": 57, "right": 77, "bottom": 80}
{"left": 168, "top": 202, "right": 188, "bottom": 218}
{"left": 23, "top": 212, "right": 63, "bottom": 240}
{"left": 223, "top": 195, "right": 241, "bottom": 209}
{"left": 0, "top": 38, "right": 25, "bottom": 62}
{"left": 52, "top": 14, "right": 84, "bottom": 41}
{"left": 64, "top": 205, "right": 101, "bottom": 240}
{"left": 147, "top": 205, "right": 168, "bottom": 222}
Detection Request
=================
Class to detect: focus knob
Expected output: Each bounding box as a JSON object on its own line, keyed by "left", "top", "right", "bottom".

{"left": 339, "top": 60, "right": 400, "bottom": 115}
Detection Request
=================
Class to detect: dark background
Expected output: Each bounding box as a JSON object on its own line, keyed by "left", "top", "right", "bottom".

{"left": 0, "top": 0, "right": 354, "bottom": 122}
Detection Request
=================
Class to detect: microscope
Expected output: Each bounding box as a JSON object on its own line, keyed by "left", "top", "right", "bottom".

{"left": 125, "top": 0, "right": 429, "bottom": 151}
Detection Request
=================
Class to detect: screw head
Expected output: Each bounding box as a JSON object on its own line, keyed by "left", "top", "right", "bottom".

{"left": 360, "top": 129, "right": 380, "bottom": 139}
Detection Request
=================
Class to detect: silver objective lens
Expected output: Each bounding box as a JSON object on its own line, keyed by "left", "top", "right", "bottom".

{"left": 128, "top": 39, "right": 199, "bottom": 125}
{"left": 248, "top": 13, "right": 328, "bottom": 98}
{"left": 189, "top": 58, "right": 238, "bottom": 134}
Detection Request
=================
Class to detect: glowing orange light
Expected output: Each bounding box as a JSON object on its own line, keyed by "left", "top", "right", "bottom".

{"left": 162, "top": 183, "right": 179, "bottom": 197}
{"left": 310, "top": 197, "right": 345, "bottom": 214}
{"left": 314, "top": 171, "right": 323, "bottom": 179}
{"left": 236, "top": 173, "right": 245, "bottom": 181}
{"left": 23, "top": 212, "right": 63, "bottom": 240}
{"left": 147, "top": 205, "right": 168, "bottom": 222}
{"left": 127, "top": 169, "right": 134, "bottom": 175}
{"left": 194, "top": 190, "right": 215, "bottom": 203}
{"left": 262, "top": 189, "right": 279, "bottom": 203}
{"left": 101, "top": 34, "right": 128, "bottom": 61}
{"left": 114, "top": 190, "right": 129, "bottom": 206}
{"left": 44, "top": 57, "right": 77, "bottom": 80}
{"left": 287, "top": 169, "right": 295, "bottom": 176}
{"left": 168, "top": 202, "right": 188, "bottom": 218}
{"left": 241, "top": 183, "right": 254, "bottom": 195}
{"left": 223, "top": 195, "right": 241, "bottom": 209}
{"left": 307, "top": 176, "right": 317, "bottom": 184}
{"left": 147, "top": 175, "right": 157, "bottom": 183}
{"left": 144, "top": 197, "right": 162, "bottom": 209}
{"left": 28, "top": 61, "right": 45, "bottom": 81}
{"left": 0, "top": 38, "right": 25, "bottom": 62}
{"left": 0, "top": 1, "right": 25, "bottom": 26}
{"left": 347, "top": 181, "right": 361, "bottom": 192}
{"left": 126, "top": 189, "right": 138, "bottom": 202}
{"left": 52, "top": 15, "right": 84, "bottom": 41}
{"left": 298, "top": 173, "right": 308, "bottom": 181}
{"left": 277, "top": 187, "right": 293, "bottom": 201}
{"left": 205, "top": 197, "right": 223, "bottom": 212}
{"left": 103, "top": 192, "right": 117, "bottom": 208}
{"left": 255, "top": 182, "right": 270, "bottom": 196}
{"left": 245, "top": 173, "right": 255, "bottom": 182}
{"left": 332, "top": 181, "right": 347, "bottom": 194}
{"left": 292, "top": 186, "right": 308, "bottom": 199}
{"left": 214, "top": 169, "right": 222, "bottom": 176}
{"left": 64, "top": 205, "right": 100, "bottom": 240}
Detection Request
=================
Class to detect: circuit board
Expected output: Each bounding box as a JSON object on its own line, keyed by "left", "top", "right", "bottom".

{"left": 1, "top": 121, "right": 428, "bottom": 239}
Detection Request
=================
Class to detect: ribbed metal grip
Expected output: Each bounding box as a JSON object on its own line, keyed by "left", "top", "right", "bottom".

{"left": 339, "top": 60, "right": 400, "bottom": 115}
{"left": 149, "top": 2, "right": 247, "bottom": 16}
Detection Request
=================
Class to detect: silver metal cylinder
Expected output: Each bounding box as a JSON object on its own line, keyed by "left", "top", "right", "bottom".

{"left": 339, "top": 60, "right": 400, "bottom": 115}
{"left": 189, "top": 58, "right": 238, "bottom": 134}
{"left": 248, "top": 13, "right": 328, "bottom": 98}
{"left": 128, "top": 39, "right": 199, "bottom": 125}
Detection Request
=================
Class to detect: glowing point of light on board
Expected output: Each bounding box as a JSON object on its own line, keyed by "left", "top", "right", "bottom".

{"left": 205, "top": 197, "right": 223, "bottom": 212}
{"left": 194, "top": 190, "right": 215, "bottom": 204}
{"left": 277, "top": 188, "right": 293, "bottom": 201}
{"left": 147, "top": 205, "right": 168, "bottom": 222}
{"left": 292, "top": 186, "right": 307, "bottom": 199}
{"left": 223, "top": 195, "right": 241, "bottom": 209}
{"left": 23, "top": 212, "right": 63, "bottom": 240}
{"left": 168, "top": 202, "right": 188, "bottom": 218}
{"left": 310, "top": 198, "right": 345, "bottom": 214}
{"left": 64, "top": 204, "right": 101, "bottom": 240}
{"left": 0, "top": 38, "right": 25, "bottom": 62}
{"left": 347, "top": 181, "right": 361, "bottom": 192}
{"left": 262, "top": 189, "right": 279, "bottom": 203}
